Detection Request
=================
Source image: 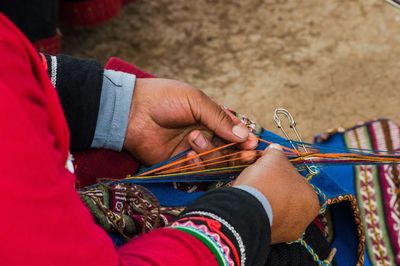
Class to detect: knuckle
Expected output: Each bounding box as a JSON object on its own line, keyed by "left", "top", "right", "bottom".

{"left": 208, "top": 107, "right": 229, "bottom": 132}
{"left": 186, "top": 85, "right": 204, "bottom": 98}
{"left": 191, "top": 87, "right": 207, "bottom": 102}
{"left": 216, "top": 108, "right": 228, "bottom": 123}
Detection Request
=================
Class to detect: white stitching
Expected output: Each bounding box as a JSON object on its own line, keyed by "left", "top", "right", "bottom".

{"left": 50, "top": 56, "right": 57, "bottom": 87}
{"left": 184, "top": 211, "right": 246, "bottom": 266}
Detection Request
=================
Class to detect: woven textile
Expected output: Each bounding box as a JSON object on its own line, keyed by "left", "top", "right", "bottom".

{"left": 316, "top": 119, "right": 400, "bottom": 265}
{"left": 80, "top": 184, "right": 182, "bottom": 240}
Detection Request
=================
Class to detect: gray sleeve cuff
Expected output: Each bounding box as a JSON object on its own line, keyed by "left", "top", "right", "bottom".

{"left": 91, "top": 69, "right": 136, "bottom": 151}
{"left": 234, "top": 185, "right": 273, "bottom": 226}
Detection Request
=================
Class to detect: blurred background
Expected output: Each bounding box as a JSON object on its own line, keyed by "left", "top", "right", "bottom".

{"left": 61, "top": 0, "right": 400, "bottom": 140}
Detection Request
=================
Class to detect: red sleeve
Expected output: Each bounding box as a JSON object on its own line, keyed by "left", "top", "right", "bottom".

{"left": 0, "top": 13, "right": 217, "bottom": 266}
{"left": 118, "top": 229, "right": 218, "bottom": 266}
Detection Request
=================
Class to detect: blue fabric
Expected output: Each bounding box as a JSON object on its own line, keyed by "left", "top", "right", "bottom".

{"left": 318, "top": 133, "right": 372, "bottom": 266}
{"left": 142, "top": 183, "right": 203, "bottom": 207}
{"left": 314, "top": 134, "right": 356, "bottom": 195}
{"left": 91, "top": 70, "right": 136, "bottom": 151}
{"left": 316, "top": 134, "right": 358, "bottom": 265}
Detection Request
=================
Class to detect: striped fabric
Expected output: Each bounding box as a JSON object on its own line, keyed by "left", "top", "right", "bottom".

{"left": 344, "top": 119, "right": 400, "bottom": 265}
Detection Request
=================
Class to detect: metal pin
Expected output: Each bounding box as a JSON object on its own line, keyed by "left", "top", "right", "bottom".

{"left": 273, "top": 108, "right": 318, "bottom": 175}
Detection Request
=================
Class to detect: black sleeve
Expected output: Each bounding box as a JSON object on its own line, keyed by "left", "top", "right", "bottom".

{"left": 180, "top": 187, "right": 271, "bottom": 266}
{"left": 44, "top": 54, "right": 103, "bottom": 151}
{"left": 266, "top": 223, "right": 334, "bottom": 266}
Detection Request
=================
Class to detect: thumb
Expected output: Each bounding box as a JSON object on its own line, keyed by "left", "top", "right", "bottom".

{"left": 242, "top": 143, "right": 289, "bottom": 178}
{"left": 253, "top": 143, "right": 286, "bottom": 167}
{"left": 193, "top": 92, "right": 249, "bottom": 143}
{"left": 234, "top": 143, "right": 286, "bottom": 187}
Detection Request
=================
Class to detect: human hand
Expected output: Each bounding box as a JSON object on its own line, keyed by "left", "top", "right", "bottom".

{"left": 123, "top": 78, "right": 258, "bottom": 165}
{"left": 234, "top": 144, "right": 320, "bottom": 244}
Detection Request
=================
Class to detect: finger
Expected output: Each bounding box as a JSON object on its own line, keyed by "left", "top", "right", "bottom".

{"left": 244, "top": 143, "right": 296, "bottom": 176}
{"left": 256, "top": 143, "right": 287, "bottom": 166}
{"left": 191, "top": 91, "right": 250, "bottom": 143}
{"left": 238, "top": 150, "right": 258, "bottom": 165}
{"left": 253, "top": 144, "right": 311, "bottom": 189}
{"left": 236, "top": 133, "right": 259, "bottom": 150}
{"left": 188, "top": 130, "right": 226, "bottom": 168}
{"left": 209, "top": 135, "right": 257, "bottom": 166}
{"left": 188, "top": 131, "right": 256, "bottom": 168}
{"left": 221, "top": 107, "right": 241, "bottom": 124}
{"left": 185, "top": 150, "right": 205, "bottom": 171}
{"left": 222, "top": 108, "right": 259, "bottom": 150}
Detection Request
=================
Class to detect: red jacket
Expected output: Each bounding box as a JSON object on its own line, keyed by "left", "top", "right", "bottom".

{"left": 0, "top": 13, "right": 217, "bottom": 266}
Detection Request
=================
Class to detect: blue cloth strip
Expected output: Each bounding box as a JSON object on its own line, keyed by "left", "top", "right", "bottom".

{"left": 91, "top": 69, "right": 136, "bottom": 151}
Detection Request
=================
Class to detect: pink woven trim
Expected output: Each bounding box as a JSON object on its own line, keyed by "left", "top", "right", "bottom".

{"left": 171, "top": 220, "right": 234, "bottom": 266}
{"left": 368, "top": 120, "right": 400, "bottom": 264}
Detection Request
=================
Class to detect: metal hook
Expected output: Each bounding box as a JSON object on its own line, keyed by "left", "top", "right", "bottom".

{"left": 273, "top": 108, "right": 319, "bottom": 175}
{"left": 273, "top": 108, "right": 296, "bottom": 128}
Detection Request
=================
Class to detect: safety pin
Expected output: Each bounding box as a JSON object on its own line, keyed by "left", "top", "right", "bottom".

{"left": 273, "top": 108, "right": 319, "bottom": 175}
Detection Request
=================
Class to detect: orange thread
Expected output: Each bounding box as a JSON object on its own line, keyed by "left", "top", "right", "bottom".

{"left": 138, "top": 142, "right": 237, "bottom": 176}
{"left": 138, "top": 139, "right": 400, "bottom": 178}
{"left": 159, "top": 150, "right": 264, "bottom": 174}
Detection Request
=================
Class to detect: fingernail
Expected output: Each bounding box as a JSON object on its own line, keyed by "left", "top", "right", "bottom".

{"left": 193, "top": 132, "right": 207, "bottom": 149}
{"left": 192, "top": 156, "right": 202, "bottom": 164}
{"left": 248, "top": 133, "right": 259, "bottom": 149}
{"left": 268, "top": 143, "right": 283, "bottom": 151}
{"left": 232, "top": 124, "right": 249, "bottom": 139}
{"left": 187, "top": 151, "right": 197, "bottom": 157}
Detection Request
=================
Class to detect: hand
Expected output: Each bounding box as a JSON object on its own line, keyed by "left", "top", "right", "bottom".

{"left": 234, "top": 144, "right": 320, "bottom": 244}
{"left": 123, "top": 78, "right": 258, "bottom": 165}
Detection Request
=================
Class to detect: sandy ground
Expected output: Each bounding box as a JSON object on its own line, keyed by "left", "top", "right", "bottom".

{"left": 63, "top": 0, "right": 400, "bottom": 141}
